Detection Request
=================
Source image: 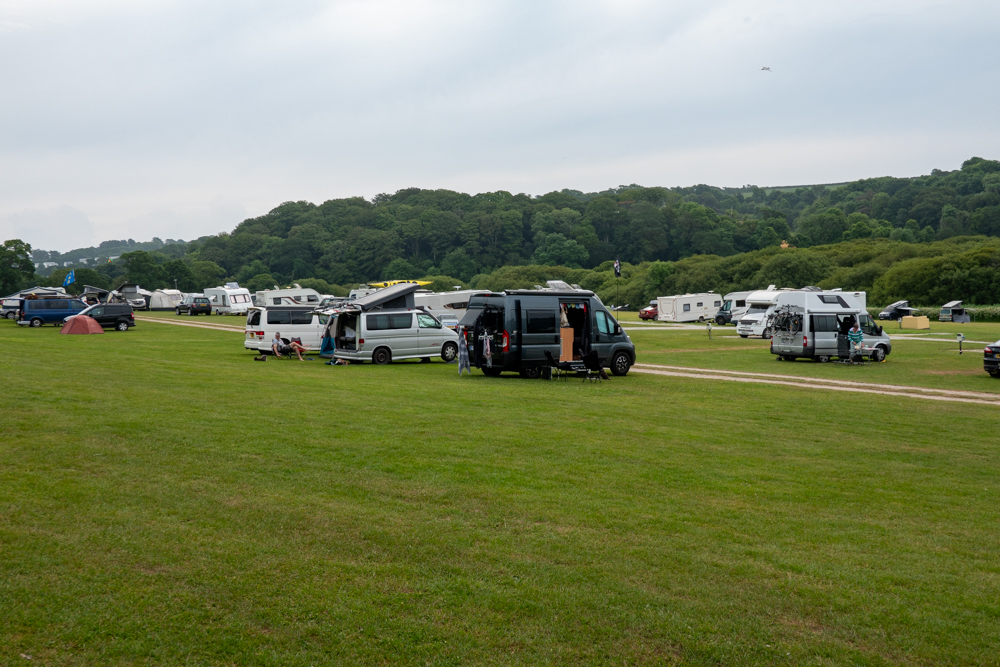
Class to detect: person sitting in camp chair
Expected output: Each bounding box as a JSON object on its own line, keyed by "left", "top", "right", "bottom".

{"left": 271, "top": 332, "right": 306, "bottom": 361}
{"left": 847, "top": 321, "right": 865, "bottom": 362}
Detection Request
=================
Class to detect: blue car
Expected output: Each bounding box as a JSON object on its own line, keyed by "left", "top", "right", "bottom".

{"left": 17, "top": 298, "right": 88, "bottom": 327}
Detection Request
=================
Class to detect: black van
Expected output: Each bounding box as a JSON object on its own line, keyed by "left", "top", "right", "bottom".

{"left": 73, "top": 302, "right": 136, "bottom": 330}
{"left": 458, "top": 290, "right": 636, "bottom": 378}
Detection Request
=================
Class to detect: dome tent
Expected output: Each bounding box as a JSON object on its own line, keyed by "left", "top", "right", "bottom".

{"left": 60, "top": 316, "right": 104, "bottom": 335}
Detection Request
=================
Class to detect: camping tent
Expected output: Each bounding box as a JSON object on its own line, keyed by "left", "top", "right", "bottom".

{"left": 149, "top": 289, "right": 183, "bottom": 310}
{"left": 60, "top": 316, "right": 104, "bottom": 335}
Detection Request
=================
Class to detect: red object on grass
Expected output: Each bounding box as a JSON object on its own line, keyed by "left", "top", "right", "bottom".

{"left": 60, "top": 315, "right": 105, "bottom": 335}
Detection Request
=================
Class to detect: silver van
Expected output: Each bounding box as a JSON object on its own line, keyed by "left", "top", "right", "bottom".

{"left": 769, "top": 291, "right": 892, "bottom": 362}
{"left": 324, "top": 283, "right": 459, "bottom": 364}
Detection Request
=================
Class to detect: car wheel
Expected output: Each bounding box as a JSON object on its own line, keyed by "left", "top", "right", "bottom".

{"left": 441, "top": 341, "right": 458, "bottom": 362}
{"left": 715, "top": 316, "right": 726, "bottom": 326}
{"left": 30, "top": 318, "right": 43, "bottom": 327}
{"left": 116, "top": 321, "right": 129, "bottom": 332}
{"left": 481, "top": 366, "right": 503, "bottom": 377}
{"left": 739, "top": 334, "right": 748, "bottom": 338}
{"left": 698, "top": 316, "right": 705, "bottom": 322}
{"left": 990, "top": 371, "right": 1000, "bottom": 378}
{"left": 871, "top": 346, "right": 886, "bottom": 362}
{"left": 372, "top": 347, "right": 392, "bottom": 365}
{"left": 815, "top": 355, "right": 830, "bottom": 363}
{"left": 610, "top": 351, "right": 631, "bottom": 376}
{"left": 189, "top": 308, "right": 195, "bottom": 316}
{"left": 175, "top": 309, "right": 180, "bottom": 315}
{"left": 5, "top": 312, "right": 15, "bottom": 320}
{"left": 762, "top": 327, "right": 772, "bottom": 339}
{"left": 519, "top": 367, "right": 542, "bottom": 379}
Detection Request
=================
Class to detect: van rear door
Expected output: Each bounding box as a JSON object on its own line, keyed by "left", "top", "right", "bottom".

{"left": 521, "top": 307, "right": 558, "bottom": 364}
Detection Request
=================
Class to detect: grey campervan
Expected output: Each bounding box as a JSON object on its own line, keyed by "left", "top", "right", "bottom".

{"left": 458, "top": 290, "right": 636, "bottom": 378}
{"left": 769, "top": 291, "right": 892, "bottom": 362}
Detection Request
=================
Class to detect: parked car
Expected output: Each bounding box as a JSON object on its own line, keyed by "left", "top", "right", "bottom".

{"left": 1, "top": 298, "right": 20, "bottom": 320}
{"left": 638, "top": 301, "right": 658, "bottom": 320}
{"left": 17, "top": 298, "right": 88, "bottom": 327}
{"left": 437, "top": 313, "right": 460, "bottom": 330}
{"left": 68, "top": 303, "right": 135, "bottom": 331}
{"left": 176, "top": 296, "right": 212, "bottom": 316}
{"left": 984, "top": 340, "right": 1000, "bottom": 378}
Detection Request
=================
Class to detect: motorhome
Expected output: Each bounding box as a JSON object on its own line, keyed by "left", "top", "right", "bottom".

{"left": 244, "top": 305, "right": 331, "bottom": 353}
{"left": 414, "top": 289, "right": 480, "bottom": 320}
{"left": 253, "top": 287, "right": 322, "bottom": 308}
{"left": 737, "top": 289, "right": 784, "bottom": 338}
{"left": 325, "top": 283, "right": 459, "bottom": 364}
{"left": 655, "top": 293, "right": 721, "bottom": 323}
{"left": 769, "top": 291, "right": 892, "bottom": 362}
{"left": 204, "top": 284, "right": 253, "bottom": 315}
{"left": 456, "top": 289, "right": 635, "bottom": 378}
{"left": 714, "top": 291, "right": 753, "bottom": 326}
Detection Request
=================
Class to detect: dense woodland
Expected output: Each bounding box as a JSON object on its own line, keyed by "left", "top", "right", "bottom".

{"left": 5, "top": 157, "right": 1000, "bottom": 309}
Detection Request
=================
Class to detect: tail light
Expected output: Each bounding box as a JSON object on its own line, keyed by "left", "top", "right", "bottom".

{"left": 986, "top": 347, "right": 993, "bottom": 354}
{"left": 502, "top": 330, "right": 510, "bottom": 352}
{"left": 803, "top": 335, "right": 808, "bottom": 347}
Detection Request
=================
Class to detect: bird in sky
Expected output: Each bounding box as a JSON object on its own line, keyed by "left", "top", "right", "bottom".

{"left": 761, "top": 66, "right": 771, "bottom": 71}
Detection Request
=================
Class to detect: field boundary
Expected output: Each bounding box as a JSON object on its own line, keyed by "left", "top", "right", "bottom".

{"left": 632, "top": 363, "right": 1000, "bottom": 406}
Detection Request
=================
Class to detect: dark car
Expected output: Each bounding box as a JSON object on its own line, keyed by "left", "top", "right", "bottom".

{"left": 177, "top": 296, "right": 212, "bottom": 316}
{"left": 638, "top": 302, "right": 658, "bottom": 321}
{"left": 69, "top": 303, "right": 135, "bottom": 331}
{"left": 984, "top": 340, "right": 1000, "bottom": 378}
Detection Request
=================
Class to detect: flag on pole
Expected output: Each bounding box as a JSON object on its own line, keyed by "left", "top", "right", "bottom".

{"left": 614, "top": 259, "right": 621, "bottom": 277}
{"left": 63, "top": 270, "right": 75, "bottom": 287}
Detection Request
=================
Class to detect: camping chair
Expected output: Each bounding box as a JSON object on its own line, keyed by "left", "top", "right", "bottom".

{"left": 581, "top": 351, "right": 605, "bottom": 383}
{"left": 543, "top": 349, "right": 573, "bottom": 380}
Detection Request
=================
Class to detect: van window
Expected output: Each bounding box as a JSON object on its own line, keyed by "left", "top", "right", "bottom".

{"left": 367, "top": 313, "right": 413, "bottom": 330}
{"left": 89, "top": 306, "right": 105, "bottom": 317}
{"left": 818, "top": 295, "right": 849, "bottom": 307}
{"left": 267, "top": 310, "right": 291, "bottom": 325}
{"left": 736, "top": 300, "right": 745, "bottom": 308}
{"left": 812, "top": 315, "right": 837, "bottom": 332}
{"left": 318, "top": 314, "right": 329, "bottom": 325}
{"left": 444, "top": 302, "right": 468, "bottom": 310}
{"left": 714, "top": 301, "right": 721, "bottom": 307}
{"left": 596, "top": 310, "right": 612, "bottom": 335}
{"left": 290, "top": 311, "right": 313, "bottom": 325}
{"left": 721, "top": 301, "right": 731, "bottom": 312}
{"left": 306, "top": 295, "right": 318, "bottom": 303}
{"left": 247, "top": 311, "right": 261, "bottom": 326}
{"left": 527, "top": 310, "right": 556, "bottom": 333}
{"left": 417, "top": 313, "right": 441, "bottom": 329}
{"left": 683, "top": 304, "right": 691, "bottom": 312}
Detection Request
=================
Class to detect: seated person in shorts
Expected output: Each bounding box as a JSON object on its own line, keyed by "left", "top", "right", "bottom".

{"left": 271, "top": 332, "right": 306, "bottom": 360}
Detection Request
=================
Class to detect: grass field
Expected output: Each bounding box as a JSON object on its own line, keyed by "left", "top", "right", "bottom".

{"left": 2, "top": 316, "right": 999, "bottom": 665}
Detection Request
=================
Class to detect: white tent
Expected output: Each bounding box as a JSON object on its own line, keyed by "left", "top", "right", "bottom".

{"left": 148, "top": 289, "right": 184, "bottom": 311}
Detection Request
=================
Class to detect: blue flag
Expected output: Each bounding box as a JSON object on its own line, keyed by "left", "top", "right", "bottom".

{"left": 63, "top": 270, "right": 75, "bottom": 287}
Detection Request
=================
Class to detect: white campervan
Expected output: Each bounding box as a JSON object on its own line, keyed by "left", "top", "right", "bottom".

{"left": 244, "top": 305, "right": 331, "bottom": 353}
{"left": 325, "top": 283, "right": 459, "bottom": 364}
{"left": 656, "top": 293, "right": 722, "bottom": 323}
{"left": 204, "top": 284, "right": 253, "bottom": 316}
{"left": 254, "top": 287, "right": 322, "bottom": 308}
{"left": 715, "top": 290, "right": 753, "bottom": 326}
{"left": 737, "top": 289, "right": 784, "bottom": 338}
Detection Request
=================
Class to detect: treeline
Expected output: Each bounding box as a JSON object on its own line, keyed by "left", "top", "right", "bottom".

{"left": 4, "top": 156, "right": 1000, "bottom": 306}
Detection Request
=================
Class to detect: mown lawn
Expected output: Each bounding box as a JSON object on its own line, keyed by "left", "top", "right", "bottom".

{"left": 1, "top": 319, "right": 998, "bottom": 665}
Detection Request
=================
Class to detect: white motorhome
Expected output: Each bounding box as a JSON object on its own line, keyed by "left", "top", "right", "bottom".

{"left": 325, "top": 283, "right": 459, "bottom": 364}
{"left": 244, "top": 305, "right": 331, "bottom": 353}
{"left": 738, "top": 288, "right": 868, "bottom": 339}
{"left": 714, "top": 290, "right": 754, "bottom": 326}
{"left": 205, "top": 284, "right": 253, "bottom": 315}
{"left": 254, "top": 287, "right": 322, "bottom": 308}
{"left": 656, "top": 293, "right": 721, "bottom": 323}
{"left": 770, "top": 290, "right": 891, "bottom": 362}
{"left": 414, "top": 289, "right": 479, "bottom": 319}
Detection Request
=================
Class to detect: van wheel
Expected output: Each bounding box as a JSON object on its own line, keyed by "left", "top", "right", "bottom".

{"left": 871, "top": 346, "right": 886, "bottom": 362}
{"left": 372, "top": 347, "right": 392, "bottom": 365}
{"left": 115, "top": 321, "right": 129, "bottom": 331}
{"left": 482, "top": 366, "right": 503, "bottom": 377}
{"left": 715, "top": 315, "right": 726, "bottom": 326}
{"left": 441, "top": 341, "right": 458, "bottom": 362}
{"left": 610, "top": 351, "right": 631, "bottom": 376}
{"left": 816, "top": 355, "right": 830, "bottom": 363}
{"left": 782, "top": 355, "right": 796, "bottom": 362}
{"left": 762, "top": 327, "right": 772, "bottom": 339}
{"left": 30, "top": 318, "right": 43, "bottom": 327}
{"left": 519, "top": 367, "right": 542, "bottom": 379}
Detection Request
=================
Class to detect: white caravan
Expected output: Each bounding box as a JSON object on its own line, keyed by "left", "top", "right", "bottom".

{"left": 414, "top": 289, "right": 480, "bottom": 319}
{"left": 253, "top": 287, "right": 322, "bottom": 308}
{"left": 656, "top": 293, "right": 722, "bottom": 323}
{"left": 204, "top": 284, "right": 253, "bottom": 315}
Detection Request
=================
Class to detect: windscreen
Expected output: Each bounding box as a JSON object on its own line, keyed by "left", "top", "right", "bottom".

{"left": 746, "top": 306, "right": 768, "bottom": 315}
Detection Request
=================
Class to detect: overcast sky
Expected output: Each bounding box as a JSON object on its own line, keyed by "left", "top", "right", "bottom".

{"left": 2, "top": 0, "right": 999, "bottom": 252}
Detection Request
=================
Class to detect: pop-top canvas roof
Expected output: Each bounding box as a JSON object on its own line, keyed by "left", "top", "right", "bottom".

{"left": 350, "top": 282, "right": 420, "bottom": 311}
{"left": 942, "top": 300, "right": 962, "bottom": 308}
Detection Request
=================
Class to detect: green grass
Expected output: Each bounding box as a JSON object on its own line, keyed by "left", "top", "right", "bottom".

{"left": 1, "top": 319, "right": 999, "bottom": 665}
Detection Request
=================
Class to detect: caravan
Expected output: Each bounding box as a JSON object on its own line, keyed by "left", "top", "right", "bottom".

{"left": 655, "top": 293, "right": 721, "bottom": 323}
{"left": 253, "top": 287, "right": 322, "bottom": 308}
{"left": 205, "top": 284, "right": 253, "bottom": 315}
{"left": 414, "top": 289, "right": 479, "bottom": 320}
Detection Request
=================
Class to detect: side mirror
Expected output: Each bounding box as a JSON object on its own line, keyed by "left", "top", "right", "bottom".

{"left": 878, "top": 326, "right": 883, "bottom": 336}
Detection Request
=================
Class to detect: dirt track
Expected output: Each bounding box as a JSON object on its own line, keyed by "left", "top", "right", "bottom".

{"left": 632, "top": 363, "right": 1000, "bottom": 407}
{"left": 133, "top": 316, "right": 244, "bottom": 332}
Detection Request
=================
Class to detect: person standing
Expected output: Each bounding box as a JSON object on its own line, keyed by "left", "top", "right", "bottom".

{"left": 457, "top": 327, "right": 471, "bottom": 375}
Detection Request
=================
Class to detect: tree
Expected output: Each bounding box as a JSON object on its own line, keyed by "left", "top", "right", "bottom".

{"left": 531, "top": 233, "right": 589, "bottom": 268}
{"left": 161, "top": 259, "right": 198, "bottom": 291}
{"left": 0, "top": 239, "right": 35, "bottom": 295}
{"left": 383, "top": 258, "right": 418, "bottom": 280}
{"left": 191, "top": 261, "right": 227, "bottom": 290}
{"left": 244, "top": 273, "right": 278, "bottom": 293}
{"left": 753, "top": 252, "right": 833, "bottom": 289}
{"left": 439, "top": 248, "right": 478, "bottom": 282}
{"left": 121, "top": 251, "right": 165, "bottom": 288}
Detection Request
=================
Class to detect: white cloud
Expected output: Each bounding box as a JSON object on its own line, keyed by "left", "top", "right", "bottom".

{"left": 1, "top": 0, "right": 999, "bottom": 250}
